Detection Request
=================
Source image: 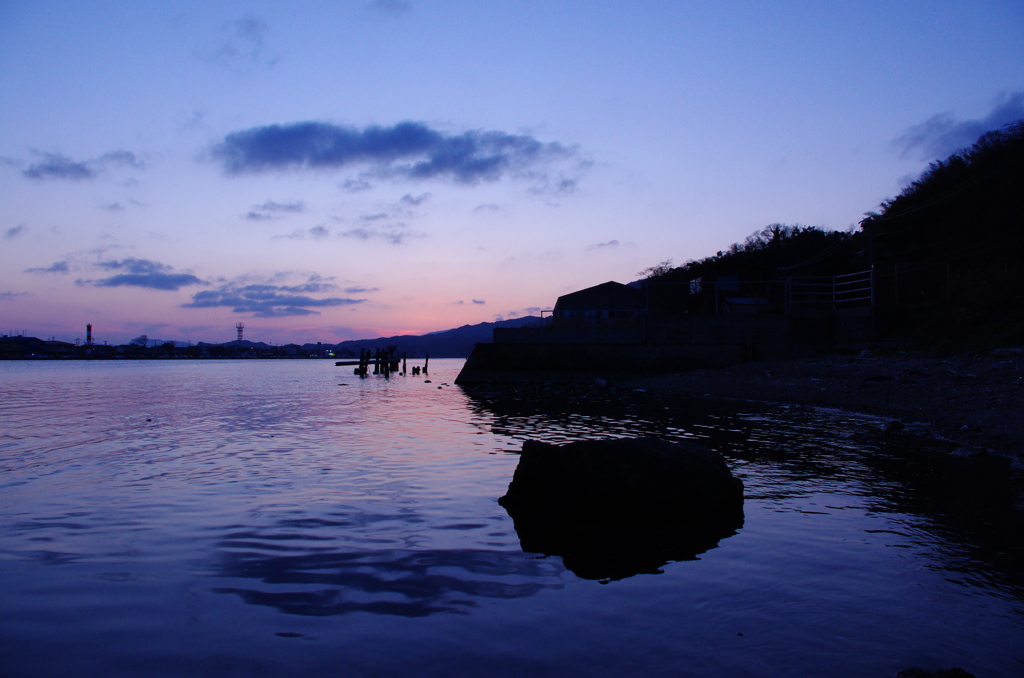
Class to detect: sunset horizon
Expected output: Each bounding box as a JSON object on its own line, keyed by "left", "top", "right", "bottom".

{"left": 3, "top": 2, "right": 1021, "bottom": 345}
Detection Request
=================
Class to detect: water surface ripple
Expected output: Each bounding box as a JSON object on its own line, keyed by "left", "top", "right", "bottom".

{"left": 1, "top": 359, "right": 1022, "bottom": 677}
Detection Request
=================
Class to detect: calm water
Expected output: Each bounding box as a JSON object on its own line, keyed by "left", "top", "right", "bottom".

{"left": 1, "top": 359, "right": 1022, "bottom": 677}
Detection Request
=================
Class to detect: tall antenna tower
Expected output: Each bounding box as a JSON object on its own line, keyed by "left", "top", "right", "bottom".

{"left": 236, "top": 322, "right": 245, "bottom": 343}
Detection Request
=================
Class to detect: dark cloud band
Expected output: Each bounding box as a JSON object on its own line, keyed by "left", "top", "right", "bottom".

{"left": 183, "top": 281, "right": 365, "bottom": 317}
{"left": 23, "top": 150, "right": 144, "bottom": 181}
{"left": 23, "top": 154, "right": 94, "bottom": 180}
{"left": 79, "top": 258, "right": 204, "bottom": 291}
{"left": 211, "top": 120, "right": 574, "bottom": 183}
{"left": 95, "top": 273, "right": 205, "bottom": 290}
{"left": 25, "top": 261, "right": 69, "bottom": 274}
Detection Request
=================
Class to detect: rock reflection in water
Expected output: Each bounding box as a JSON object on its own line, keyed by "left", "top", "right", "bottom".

{"left": 214, "top": 543, "right": 564, "bottom": 617}
{"left": 498, "top": 438, "right": 745, "bottom": 581}
{"left": 506, "top": 511, "right": 742, "bottom": 581}
{"left": 464, "top": 387, "right": 1024, "bottom": 597}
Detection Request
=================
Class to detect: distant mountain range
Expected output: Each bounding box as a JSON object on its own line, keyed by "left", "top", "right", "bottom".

{"left": 329, "top": 316, "right": 546, "bottom": 358}
{"left": 193, "top": 315, "right": 546, "bottom": 358}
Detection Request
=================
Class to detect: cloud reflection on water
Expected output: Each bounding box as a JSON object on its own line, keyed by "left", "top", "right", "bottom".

{"left": 213, "top": 533, "right": 564, "bottom": 617}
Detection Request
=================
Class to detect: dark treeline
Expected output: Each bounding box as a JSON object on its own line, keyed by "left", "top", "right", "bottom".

{"left": 862, "top": 120, "right": 1024, "bottom": 338}
{"left": 863, "top": 119, "right": 1024, "bottom": 265}
{"left": 644, "top": 223, "right": 865, "bottom": 283}
{"left": 643, "top": 118, "right": 1024, "bottom": 345}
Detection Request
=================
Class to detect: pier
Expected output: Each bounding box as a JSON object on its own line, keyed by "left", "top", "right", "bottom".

{"left": 336, "top": 347, "right": 429, "bottom": 377}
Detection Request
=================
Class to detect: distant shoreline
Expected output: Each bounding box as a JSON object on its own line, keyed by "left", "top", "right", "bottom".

{"left": 0, "top": 355, "right": 342, "bottom": 361}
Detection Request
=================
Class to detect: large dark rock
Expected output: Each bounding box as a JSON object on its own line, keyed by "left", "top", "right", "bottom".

{"left": 499, "top": 437, "right": 744, "bottom": 581}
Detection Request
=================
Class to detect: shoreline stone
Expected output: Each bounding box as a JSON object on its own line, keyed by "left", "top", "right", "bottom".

{"left": 499, "top": 437, "right": 744, "bottom": 581}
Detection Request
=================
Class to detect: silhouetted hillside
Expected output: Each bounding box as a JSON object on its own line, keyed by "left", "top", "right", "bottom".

{"left": 639, "top": 224, "right": 865, "bottom": 315}
{"left": 861, "top": 119, "right": 1024, "bottom": 342}
{"left": 863, "top": 120, "right": 1024, "bottom": 265}
{"left": 639, "top": 118, "right": 1023, "bottom": 346}
{"left": 331, "top": 316, "right": 547, "bottom": 358}
{"left": 648, "top": 223, "right": 865, "bottom": 283}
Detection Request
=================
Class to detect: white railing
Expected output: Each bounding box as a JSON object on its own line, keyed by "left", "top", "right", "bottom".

{"left": 788, "top": 269, "right": 873, "bottom": 310}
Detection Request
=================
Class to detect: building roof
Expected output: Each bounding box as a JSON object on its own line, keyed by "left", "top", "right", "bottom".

{"left": 553, "top": 281, "right": 645, "bottom": 312}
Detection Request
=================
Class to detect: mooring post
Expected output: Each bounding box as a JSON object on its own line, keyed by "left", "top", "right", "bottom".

{"left": 424, "top": 354, "right": 429, "bottom": 375}
{"left": 402, "top": 353, "right": 407, "bottom": 376}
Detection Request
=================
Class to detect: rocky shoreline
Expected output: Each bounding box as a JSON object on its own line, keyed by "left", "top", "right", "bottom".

{"left": 616, "top": 350, "right": 1024, "bottom": 462}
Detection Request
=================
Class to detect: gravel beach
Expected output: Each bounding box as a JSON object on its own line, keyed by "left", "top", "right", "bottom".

{"left": 619, "top": 351, "right": 1024, "bottom": 462}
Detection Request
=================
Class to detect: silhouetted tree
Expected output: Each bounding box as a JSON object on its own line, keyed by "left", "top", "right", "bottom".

{"left": 638, "top": 260, "right": 674, "bottom": 278}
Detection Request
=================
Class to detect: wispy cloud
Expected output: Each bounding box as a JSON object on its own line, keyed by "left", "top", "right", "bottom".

{"left": 210, "top": 120, "right": 580, "bottom": 188}
{"left": 244, "top": 211, "right": 274, "bottom": 221}
{"left": 895, "top": 91, "right": 1024, "bottom": 161}
{"left": 399, "top": 192, "right": 431, "bottom": 206}
{"left": 198, "top": 15, "right": 279, "bottom": 71}
{"left": 473, "top": 203, "right": 500, "bottom": 213}
{"left": 369, "top": 0, "right": 413, "bottom": 14}
{"left": 1, "top": 291, "right": 30, "bottom": 301}
{"left": 178, "top": 109, "right": 207, "bottom": 132}
{"left": 79, "top": 258, "right": 205, "bottom": 291}
{"left": 25, "top": 261, "right": 69, "bottom": 274}
{"left": 258, "top": 200, "right": 305, "bottom": 213}
{"left": 273, "top": 225, "right": 331, "bottom": 240}
{"left": 531, "top": 176, "right": 580, "bottom": 195}
{"left": 183, "top": 275, "right": 365, "bottom": 317}
{"left": 472, "top": 299, "right": 486, "bottom": 305}
{"left": 4, "top": 225, "right": 26, "bottom": 239}
{"left": 23, "top": 150, "right": 144, "bottom": 181}
{"left": 586, "top": 239, "right": 621, "bottom": 250}
{"left": 244, "top": 199, "right": 306, "bottom": 220}
{"left": 341, "top": 178, "right": 373, "bottom": 193}
{"left": 340, "top": 225, "right": 418, "bottom": 245}
{"left": 344, "top": 286, "right": 379, "bottom": 294}
{"left": 23, "top": 153, "right": 93, "bottom": 180}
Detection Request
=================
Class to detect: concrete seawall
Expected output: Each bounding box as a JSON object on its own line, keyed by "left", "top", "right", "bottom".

{"left": 455, "top": 309, "right": 877, "bottom": 384}
{"left": 454, "top": 340, "right": 847, "bottom": 384}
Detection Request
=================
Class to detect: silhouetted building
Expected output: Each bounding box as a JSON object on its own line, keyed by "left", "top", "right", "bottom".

{"left": 553, "top": 281, "right": 645, "bottom": 327}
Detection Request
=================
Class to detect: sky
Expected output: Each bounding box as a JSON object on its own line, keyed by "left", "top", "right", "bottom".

{"left": 1, "top": 1, "right": 1022, "bottom": 345}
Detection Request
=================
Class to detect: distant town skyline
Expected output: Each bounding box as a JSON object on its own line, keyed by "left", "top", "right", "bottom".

{"left": 2, "top": 1, "right": 1022, "bottom": 345}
